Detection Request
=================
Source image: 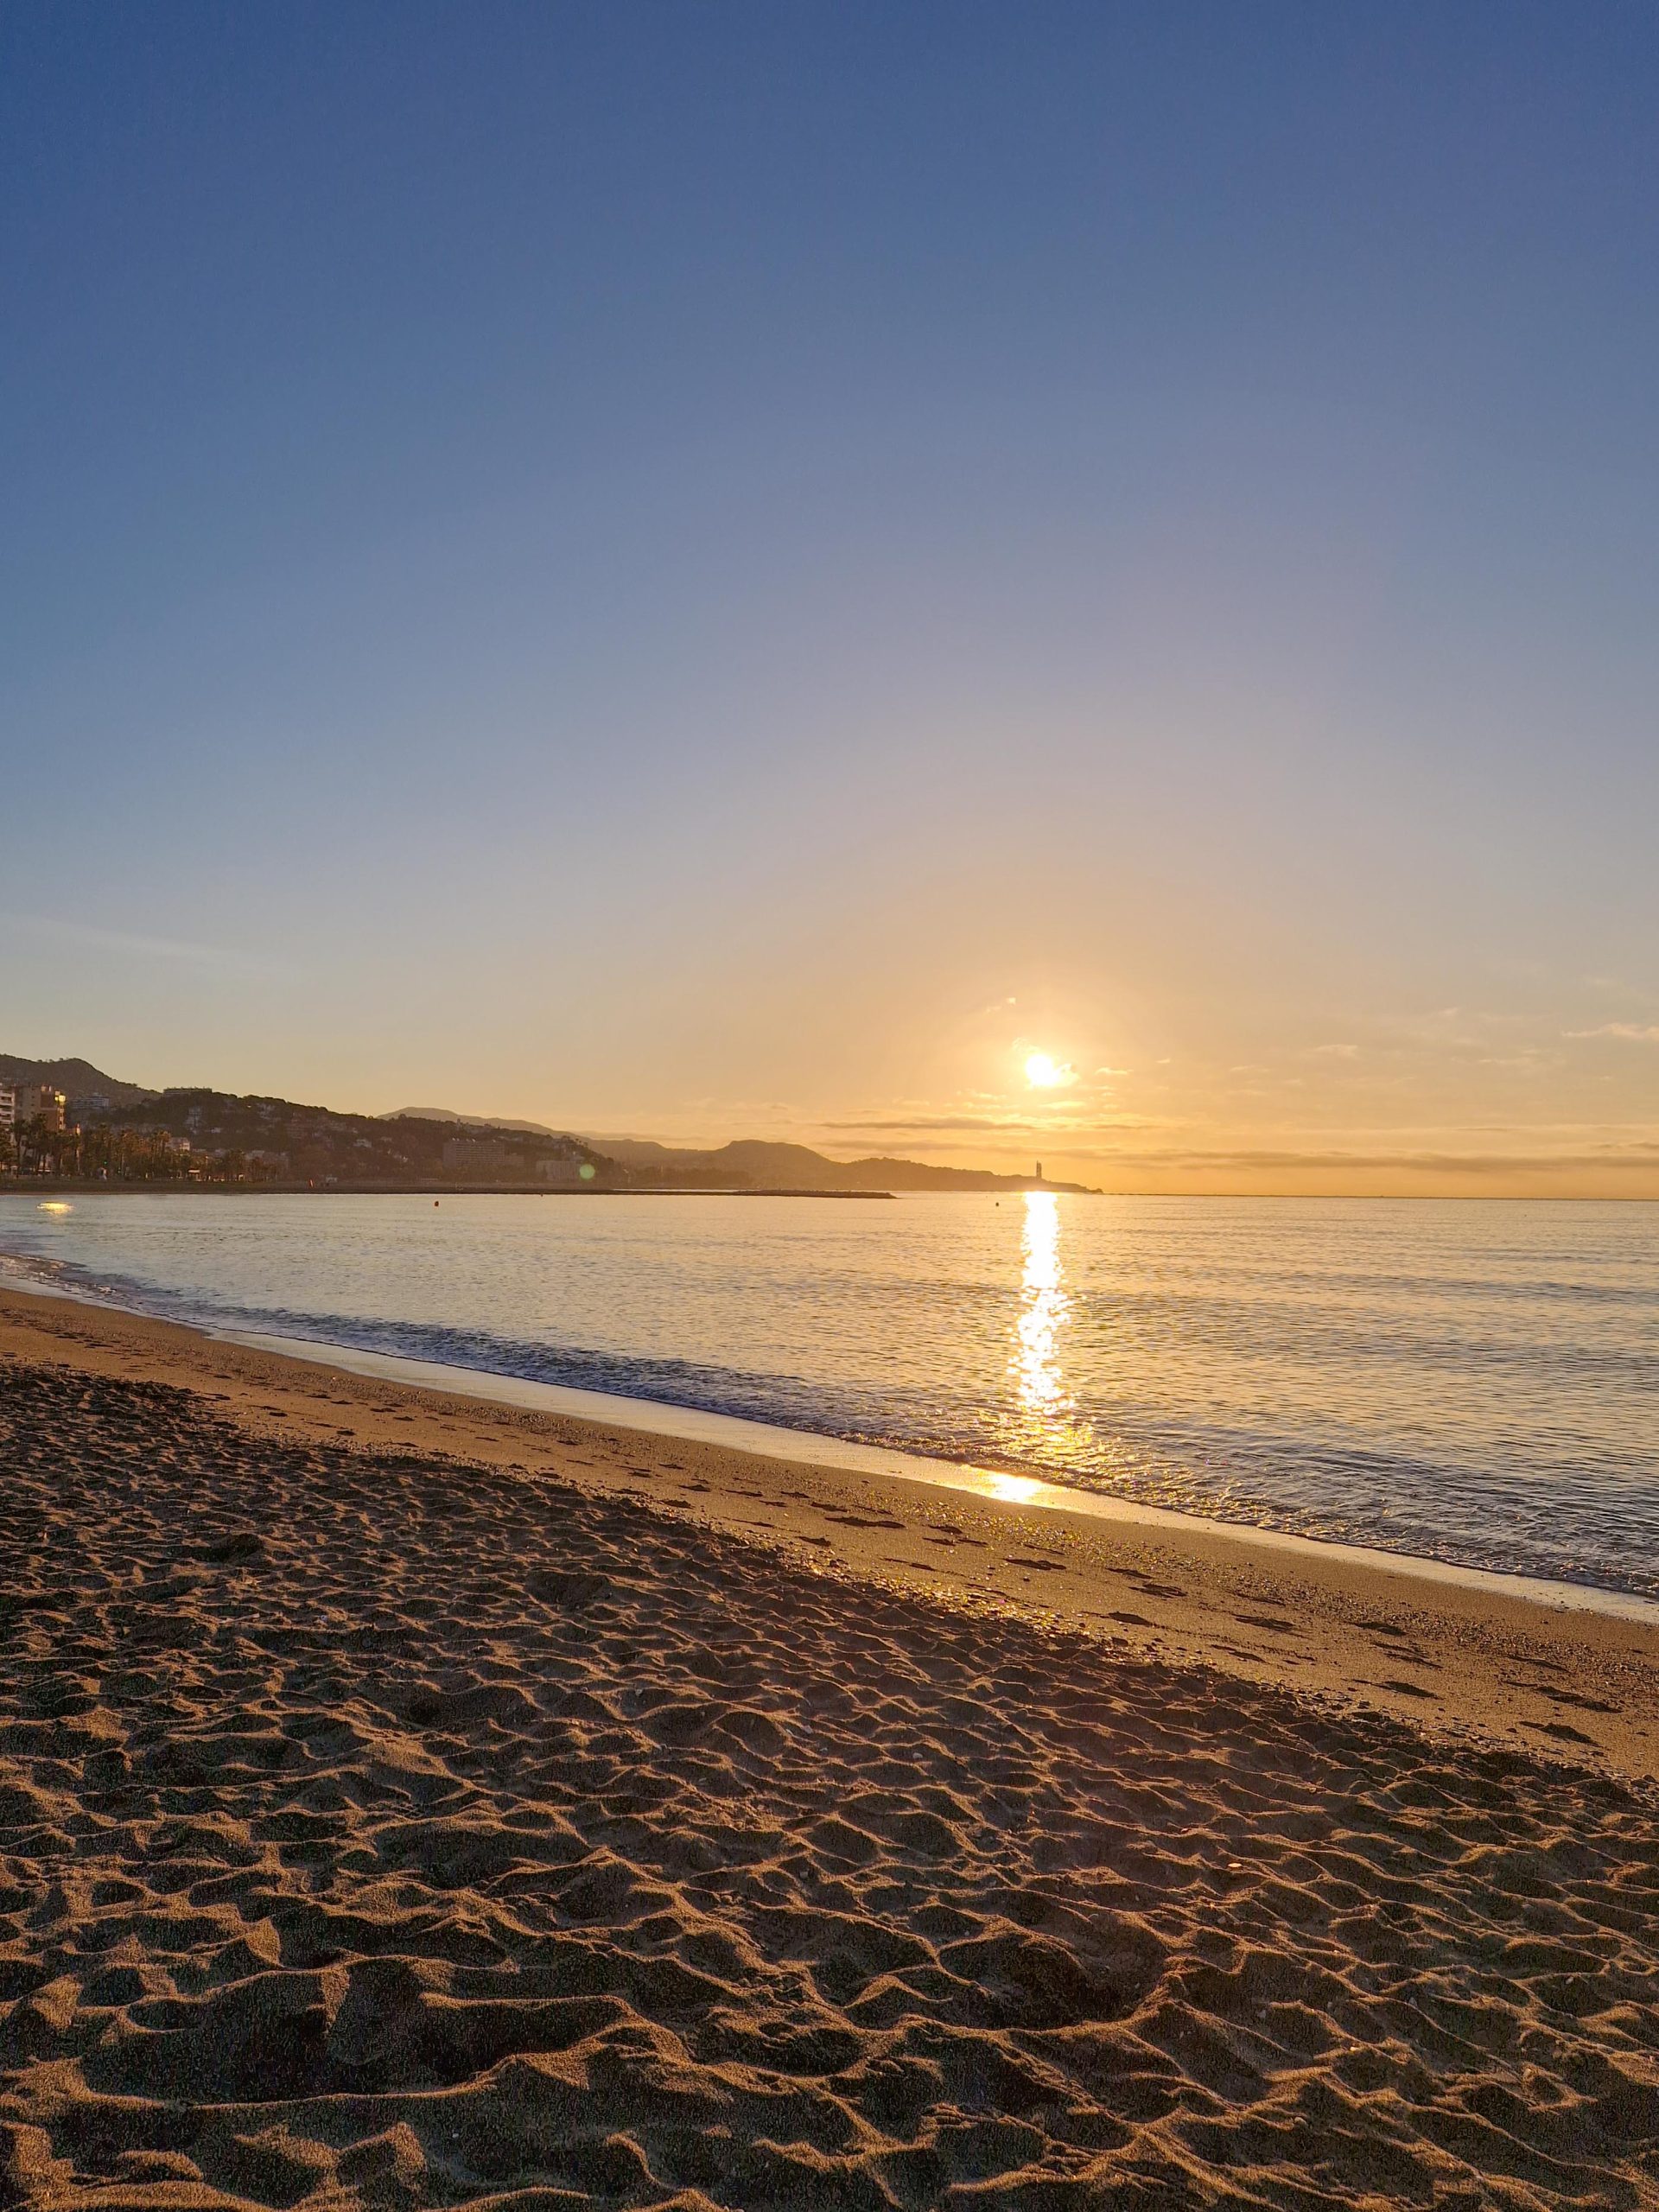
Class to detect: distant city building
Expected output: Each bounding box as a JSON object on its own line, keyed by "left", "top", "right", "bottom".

{"left": 440, "top": 1134, "right": 590, "bottom": 1184}
{"left": 1, "top": 1083, "right": 67, "bottom": 1131}
{"left": 538, "top": 1158, "right": 594, "bottom": 1187}
{"left": 441, "top": 1135, "right": 518, "bottom": 1176}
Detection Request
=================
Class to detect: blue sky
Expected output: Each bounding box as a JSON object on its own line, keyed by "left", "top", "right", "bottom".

{"left": 3, "top": 3, "right": 1657, "bottom": 1190}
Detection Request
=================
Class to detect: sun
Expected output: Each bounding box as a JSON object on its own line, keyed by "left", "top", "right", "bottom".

{"left": 1024, "top": 1052, "right": 1065, "bottom": 1089}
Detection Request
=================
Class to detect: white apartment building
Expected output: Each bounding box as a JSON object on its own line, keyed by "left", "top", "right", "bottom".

{"left": 0, "top": 1082, "right": 67, "bottom": 1132}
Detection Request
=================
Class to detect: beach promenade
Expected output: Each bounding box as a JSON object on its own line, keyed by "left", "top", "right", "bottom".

{"left": 1, "top": 1286, "right": 1656, "bottom": 2209}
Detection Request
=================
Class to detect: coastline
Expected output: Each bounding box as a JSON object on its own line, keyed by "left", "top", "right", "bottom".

{"left": 4, "top": 1281, "right": 1659, "bottom": 2206}
{"left": 6, "top": 1178, "right": 1656, "bottom": 1201}
{"left": 9, "top": 1251, "right": 1656, "bottom": 1627}
{"left": 0, "top": 1179, "right": 900, "bottom": 1198}
{"left": 3, "top": 1280, "right": 1656, "bottom": 1780}
{"left": 4, "top": 1286, "right": 1659, "bottom": 2208}
{"left": 219, "top": 1325, "right": 1659, "bottom": 1624}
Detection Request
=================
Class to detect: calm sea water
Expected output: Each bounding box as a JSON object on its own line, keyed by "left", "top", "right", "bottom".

{"left": 1, "top": 1191, "right": 1654, "bottom": 1599}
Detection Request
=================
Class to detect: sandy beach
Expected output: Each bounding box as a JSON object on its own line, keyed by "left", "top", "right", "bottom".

{"left": 2, "top": 1283, "right": 1657, "bottom": 2209}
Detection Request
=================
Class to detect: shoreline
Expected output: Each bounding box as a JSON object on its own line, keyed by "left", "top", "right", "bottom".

{"left": 220, "top": 1324, "right": 1659, "bottom": 1624}
{"left": 0, "top": 1179, "right": 903, "bottom": 1198}
{"left": 8, "top": 1254, "right": 1655, "bottom": 1626}
{"left": 5, "top": 1179, "right": 1657, "bottom": 1203}
{"left": 3, "top": 1279, "right": 1656, "bottom": 1780}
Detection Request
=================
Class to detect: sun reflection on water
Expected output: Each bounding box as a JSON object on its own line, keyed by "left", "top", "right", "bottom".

{"left": 1003, "top": 1190, "right": 1086, "bottom": 1460}
{"left": 1016, "top": 1192, "right": 1065, "bottom": 1408}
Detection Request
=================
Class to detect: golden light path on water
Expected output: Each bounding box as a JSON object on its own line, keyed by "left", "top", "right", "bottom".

{"left": 1017, "top": 1192, "right": 1067, "bottom": 1412}
{"left": 1004, "top": 1190, "right": 1090, "bottom": 1467}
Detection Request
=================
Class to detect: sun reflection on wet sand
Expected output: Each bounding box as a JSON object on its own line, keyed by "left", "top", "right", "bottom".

{"left": 983, "top": 1471, "right": 1044, "bottom": 1505}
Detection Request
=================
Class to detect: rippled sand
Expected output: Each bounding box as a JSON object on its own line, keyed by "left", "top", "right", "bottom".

{"left": 2, "top": 1352, "right": 1657, "bottom": 2210}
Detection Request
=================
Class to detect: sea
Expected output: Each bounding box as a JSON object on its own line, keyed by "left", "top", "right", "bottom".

{"left": 1, "top": 1190, "right": 1654, "bottom": 1602}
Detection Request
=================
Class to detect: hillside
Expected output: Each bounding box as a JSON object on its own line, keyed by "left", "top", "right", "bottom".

{"left": 0, "top": 1054, "right": 156, "bottom": 1109}
{"left": 88, "top": 1090, "right": 612, "bottom": 1188}
{"left": 590, "top": 1136, "right": 1095, "bottom": 1195}
{"left": 3, "top": 1053, "right": 1094, "bottom": 1193}
{"left": 386, "top": 1106, "right": 560, "bottom": 1136}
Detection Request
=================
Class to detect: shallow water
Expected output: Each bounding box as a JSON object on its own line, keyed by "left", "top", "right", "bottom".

{"left": 1, "top": 1190, "right": 1655, "bottom": 1598}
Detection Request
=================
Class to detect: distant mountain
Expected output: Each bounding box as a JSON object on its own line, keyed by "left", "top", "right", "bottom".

{"left": 588, "top": 1135, "right": 1095, "bottom": 1195}
{"left": 79, "top": 1088, "right": 613, "bottom": 1187}
{"left": 386, "top": 1106, "right": 560, "bottom": 1136}
{"left": 4, "top": 1052, "right": 1093, "bottom": 1193}
{"left": 0, "top": 1053, "right": 156, "bottom": 1109}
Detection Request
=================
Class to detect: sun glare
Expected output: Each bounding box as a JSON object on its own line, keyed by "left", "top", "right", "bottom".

{"left": 1024, "top": 1052, "right": 1064, "bottom": 1088}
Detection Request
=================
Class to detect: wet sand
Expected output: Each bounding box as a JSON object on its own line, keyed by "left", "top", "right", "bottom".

{"left": 2, "top": 1285, "right": 1657, "bottom": 2208}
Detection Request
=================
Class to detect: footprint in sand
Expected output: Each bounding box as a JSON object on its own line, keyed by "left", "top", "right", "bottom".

{"left": 5, "top": 1357, "right": 1657, "bottom": 2212}
{"left": 1526, "top": 1718, "right": 1598, "bottom": 1745}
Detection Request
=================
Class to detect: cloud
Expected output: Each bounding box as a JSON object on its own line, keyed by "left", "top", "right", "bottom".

{"left": 806, "top": 1128, "right": 1659, "bottom": 1174}
{"left": 819, "top": 1111, "right": 1158, "bottom": 1140}
{"left": 1566, "top": 1023, "right": 1659, "bottom": 1044}
{"left": 0, "top": 913, "right": 296, "bottom": 980}
{"left": 1059, "top": 1144, "right": 1659, "bottom": 1174}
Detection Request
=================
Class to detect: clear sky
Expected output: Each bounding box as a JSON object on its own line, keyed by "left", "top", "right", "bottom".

{"left": 3, "top": 3, "right": 1656, "bottom": 1193}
